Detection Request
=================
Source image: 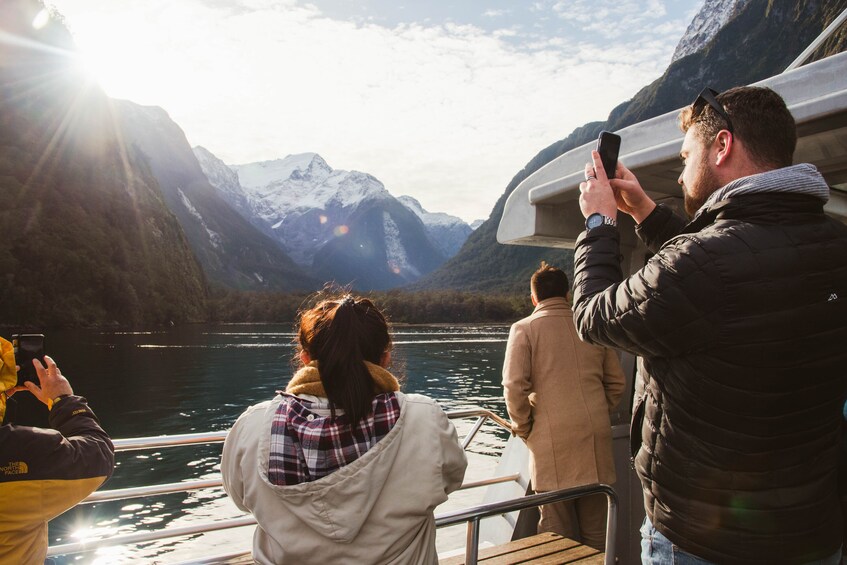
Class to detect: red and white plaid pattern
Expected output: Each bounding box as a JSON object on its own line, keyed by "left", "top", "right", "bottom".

{"left": 268, "top": 392, "right": 401, "bottom": 486}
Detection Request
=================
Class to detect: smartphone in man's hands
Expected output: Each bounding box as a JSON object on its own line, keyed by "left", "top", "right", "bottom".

{"left": 596, "top": 131, "right": 621, "bottom": 179}
{"left": 12, "top": 334, "right": 44, "bottom": 386}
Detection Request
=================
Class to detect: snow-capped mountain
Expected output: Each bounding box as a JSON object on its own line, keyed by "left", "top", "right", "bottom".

{"left": 196, "top": 150, "right": 449, "bottom": 289}
{"left": 115, "top": 102, "right": 314, "bottom": 291}
{"left": 193, "top": 146, "right": 254, "bottom": 222}
{"left": 229, "top": 153, "right": 393, "bottom": 266}
{"left": 397, "top": 196, "right": 472, "bottom": 258}
{"left": 235, "top": 153, "right": 391, "bottom": 215}
{"left": 671, "top": 0, "right": 752, "bottom": 63}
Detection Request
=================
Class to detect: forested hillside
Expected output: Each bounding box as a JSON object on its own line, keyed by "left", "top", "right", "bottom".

{"left": 208, "top": 288, "right": 532, "bottom": 324}
{"left": 116, "top": 101, "right": 316, "bottom": 291}
{"left": 0, "top": 0, "right": 208, "bottom": 326}
{"left": 416, "top": 0, "right": 847, "bottom": 292}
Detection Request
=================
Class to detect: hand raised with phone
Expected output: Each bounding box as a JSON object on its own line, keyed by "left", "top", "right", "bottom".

{"left": 579, "top": 151, "right": 618, "bottom": 219}
{"left": 24, "top": 356, "right": 73, "bottom": 407}
{"left": 590, "top": 131, "right": 657, "bottom": 224}
{"left": 609, "top": 161, "right": 656, "bottom": 224}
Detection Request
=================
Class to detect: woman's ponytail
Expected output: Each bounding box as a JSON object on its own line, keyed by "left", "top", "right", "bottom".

{"left": 297, "top": 294, "right": 391, "bottom": 423}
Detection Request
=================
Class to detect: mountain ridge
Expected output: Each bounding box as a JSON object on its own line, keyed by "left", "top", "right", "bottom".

{"left": 0, "top": 0, "right": 209, "bottom": 327}
{"left": 414, "top": 0, "right": 847, "bottom": 293}
{"left": 197, "top": 149, "right": 455, "bottom": 289}
{"left": 116, "top": 101, "right": 316, "bottom": 291}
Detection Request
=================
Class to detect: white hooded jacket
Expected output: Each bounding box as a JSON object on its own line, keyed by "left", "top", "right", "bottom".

{"left": 221, "top": 392, "right": 468, "bottom": 564}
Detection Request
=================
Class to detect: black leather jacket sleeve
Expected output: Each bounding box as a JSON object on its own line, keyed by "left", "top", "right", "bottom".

{"left": 572, "top": 222, "right": 723, "bottom": 357}
{"left": 634, "top": 203, "right": 688, "bottom": 253}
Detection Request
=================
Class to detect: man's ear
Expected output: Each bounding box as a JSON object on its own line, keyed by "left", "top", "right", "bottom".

{"left": 714, "top": 130, "right": 734, "bottom": 166}
{"left": 531, "top": 292, "right": 538, "bottom": 306}
{"left": 380, "top": 351, "right": 391, "bottom": 368}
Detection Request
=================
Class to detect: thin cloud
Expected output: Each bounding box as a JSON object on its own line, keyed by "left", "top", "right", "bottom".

{"left": 552, "top": 0, "right": 674, "bottom": 38}
{"left": 49, "top": 0, "right": 690, "bottom": 222}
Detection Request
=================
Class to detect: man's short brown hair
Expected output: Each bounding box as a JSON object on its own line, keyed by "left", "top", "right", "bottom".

{"left": 679, "top": 86, "right": 796, "bottom": 169}
{"left": 531, "top": 261, "right": 568, "bottom": 302}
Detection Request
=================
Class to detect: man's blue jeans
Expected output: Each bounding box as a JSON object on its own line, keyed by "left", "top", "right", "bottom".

{"left": 640, "top": 517, "right": 843, "bottom": 565}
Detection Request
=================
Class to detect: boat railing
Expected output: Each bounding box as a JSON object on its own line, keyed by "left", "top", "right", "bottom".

{"left": 47, "top": 407, "right": 520, "bottom": 558}
{"left": 785, "top": 7, "right": 847, "bottom": 71}
{"left": 436, "top": 483, "right": 618, "bottom": 565}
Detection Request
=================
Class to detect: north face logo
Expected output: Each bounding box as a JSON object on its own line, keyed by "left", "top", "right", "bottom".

{"left": 0, "top": 461, "right": 28, "bottom": 476}
{"left": 828, "top": 293, "right": 839, "bottom": 302}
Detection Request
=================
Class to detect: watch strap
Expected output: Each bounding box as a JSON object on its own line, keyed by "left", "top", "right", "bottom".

{"left": 586, "top": 213, "right": 617, "bottom": 230}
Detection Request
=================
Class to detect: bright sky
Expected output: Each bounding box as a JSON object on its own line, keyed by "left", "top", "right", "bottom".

{"left": 47, "top": 0, "right": 702, "bottom": 223}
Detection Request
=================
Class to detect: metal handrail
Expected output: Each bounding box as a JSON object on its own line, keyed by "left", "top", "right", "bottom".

{"left": 81, "top": 479, "right": 223, "bottom": 504}
{"left": 79, "top": 408, "right": 511, "bottom": 505}
{"left": 435, "top": 484, "right": 618, "bottom": 565}
{"left": 46, "top": 516, "right": 258, "bottom": 558}
{"left": 108, "top": 408, "right": 509, "bottom": 452}
{"left": 48, "top": 407, "right": 519, "bottom": 557}
{"left": 53, "top": 483, "right": 614, "bottom": 562}
{"left": 112, "top": 431, "right": 228, "bottom": 451}
{"left": 785, "top": 7, "right": 847, "bottom": 71}
{"left": 79, "top": 473, "right": 521, "bottom": 505}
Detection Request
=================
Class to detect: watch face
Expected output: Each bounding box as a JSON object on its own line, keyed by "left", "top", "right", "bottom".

{"left": 586, "top": 213, "right": 603, "bottom": 229}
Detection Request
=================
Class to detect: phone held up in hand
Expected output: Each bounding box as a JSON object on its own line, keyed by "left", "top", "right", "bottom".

{"left": 596, "top": 131, "right": 621, "bottom": 179}
{"left": 12, "top": 334, "right": 45, "bottom": 386}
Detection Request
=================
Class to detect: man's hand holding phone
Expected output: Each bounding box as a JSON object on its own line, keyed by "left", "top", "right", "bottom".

{"left": 609, "top": 161, "right": 656, "bottom": 224}
{"left": 24, "top": 356, "right": 73, "bottom": 408}
{"left": 580, "top": 130, "right": 657, "bottom": 224}
{"left": 579, "top": 151, "right": 618, "bottom": 219}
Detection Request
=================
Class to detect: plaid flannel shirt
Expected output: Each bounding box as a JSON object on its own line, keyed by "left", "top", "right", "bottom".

{"left": 268, "top": 392, "right": 401, "bottom": 486}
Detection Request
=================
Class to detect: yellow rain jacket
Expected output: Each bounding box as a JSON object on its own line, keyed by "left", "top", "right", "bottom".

{"left": 0, "top": 337, "right": 16, "bottom": 422}
{"left": 0, "top": 337, "right": 115, "bottom": 564}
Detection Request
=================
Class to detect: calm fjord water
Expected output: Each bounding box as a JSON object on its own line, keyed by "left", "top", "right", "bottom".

{"left": 44, "top": 323, "right": 511, "bottom": 563}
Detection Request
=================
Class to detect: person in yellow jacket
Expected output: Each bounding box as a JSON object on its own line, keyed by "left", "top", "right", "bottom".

{"left": 0, "top": 337, "right": 114, "bottom": 564}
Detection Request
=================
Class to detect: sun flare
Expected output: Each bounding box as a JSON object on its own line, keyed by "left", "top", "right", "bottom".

{"left": 32, "top": 9, "right": 50, "bottom": 29}
{"left": 45, "top": 3, "right": 169, "bottom": 103}
{"left": 71, "top": 36, "right": 157, "bottom": 100}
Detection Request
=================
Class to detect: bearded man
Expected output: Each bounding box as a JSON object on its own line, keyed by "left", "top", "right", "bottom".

{"left": 573, "top": 86, "right": 847, "bottom": 564}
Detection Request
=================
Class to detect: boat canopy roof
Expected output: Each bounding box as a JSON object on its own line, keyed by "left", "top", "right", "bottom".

{"left": 497, "top": 50, "right": 847, "bottom": 249}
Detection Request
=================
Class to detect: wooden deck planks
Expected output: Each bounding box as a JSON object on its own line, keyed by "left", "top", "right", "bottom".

{"left": 217, "top": 532, "right": 604, "bottom": 564}
{"left": 439, "top": 532, "right": 604, "bottom": 565}
{"left": 527, "top": 542, "right": 604, "bottom": 565}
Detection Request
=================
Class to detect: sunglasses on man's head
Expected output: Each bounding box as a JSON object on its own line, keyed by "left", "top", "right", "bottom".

{"left": 692, "top": 88, "right": 734, "bottom": 134}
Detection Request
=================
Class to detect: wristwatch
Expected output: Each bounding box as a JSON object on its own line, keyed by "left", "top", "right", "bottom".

{"left": 585, "top": 213, "right": 617, "bottom": 231}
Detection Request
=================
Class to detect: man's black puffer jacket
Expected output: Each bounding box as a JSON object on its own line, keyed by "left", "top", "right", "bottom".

{"left": 573, "top": 192, "right": 847, "bottom": 564}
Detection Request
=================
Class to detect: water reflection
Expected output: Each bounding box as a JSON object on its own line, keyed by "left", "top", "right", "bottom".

{"left": 47, "top": 323, "right": 511, "bottom": 562}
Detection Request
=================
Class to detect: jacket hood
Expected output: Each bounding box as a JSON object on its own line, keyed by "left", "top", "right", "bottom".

{"left": 253, "top": 392, "right": 408, "bottom": 543}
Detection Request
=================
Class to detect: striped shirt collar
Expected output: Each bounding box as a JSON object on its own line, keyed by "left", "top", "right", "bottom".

{"left": 696, "top": 163, "right": 829, "bottom": 219}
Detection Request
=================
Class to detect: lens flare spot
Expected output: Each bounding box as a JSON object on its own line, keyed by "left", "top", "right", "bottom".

{"left": 319, "top": 215, "right": 328, "bottom": 224}
{"left": 32, "top": 9, "right": 50, "bottom": 30}
{"left": 333, "top": 225, "right": 349, "bottom": 237}
{"left": 388, "top": 261, "right": 401, "bottom": 274}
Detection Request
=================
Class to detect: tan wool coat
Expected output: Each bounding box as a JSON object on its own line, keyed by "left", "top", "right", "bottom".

{"left": 503, "top": 297, "right": 626, "bottom": 491}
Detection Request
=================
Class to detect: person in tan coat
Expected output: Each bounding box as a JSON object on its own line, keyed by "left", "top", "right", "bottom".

{"left": 502, "top": 262, "right": 625, "bottom": 550}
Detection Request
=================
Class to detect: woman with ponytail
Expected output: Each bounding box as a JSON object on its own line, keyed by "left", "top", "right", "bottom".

{"left": 222, "top": 293, "right": 467, "bottom": 564}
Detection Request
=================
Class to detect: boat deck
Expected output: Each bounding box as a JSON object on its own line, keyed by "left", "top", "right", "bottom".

{"left": 216, "top": 533, "right": 604, "bottom": 564}
{"left": 439, "top": 533, "right": 604, "bottom": 564}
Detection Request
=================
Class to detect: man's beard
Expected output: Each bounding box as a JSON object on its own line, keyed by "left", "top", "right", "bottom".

{"left": 683, "top": 159, "right": 722, "bottom": 218}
